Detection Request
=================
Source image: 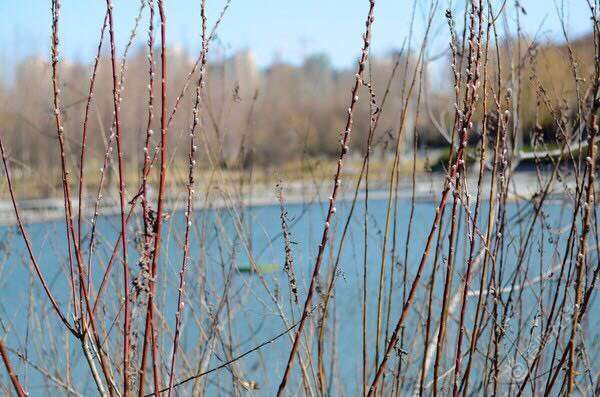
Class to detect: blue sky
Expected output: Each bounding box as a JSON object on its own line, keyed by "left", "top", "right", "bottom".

{"left": 0, "top": 0, "right": 593, "bottom": 72}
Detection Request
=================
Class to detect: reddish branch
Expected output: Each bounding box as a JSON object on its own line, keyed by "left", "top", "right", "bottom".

{"left": 166, "top": 1, "right": 209, "bottom": 394}
{"left": 276, "top": 1, "right": 376, "bottom": 395}
{"left": 0, "top": 339, "right": 27, "bottom": 397}
{"left": 367, "top": 2, "right": 484, "bottom": 394}
{"left": 139, "top": 0, "right": 168, "bottom": 395}
{"left": 52, "top": 2, "right": 117, "bottom": 394}
{"left": 77, "top": 10, "right": 108, "bottom": 254}
{"left": 104, "top": 0, "right": 132, "bottom": 393}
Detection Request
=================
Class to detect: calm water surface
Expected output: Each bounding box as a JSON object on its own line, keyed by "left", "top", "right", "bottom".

{"left": 0, "top": 197, "right": 597, "bottom": 395}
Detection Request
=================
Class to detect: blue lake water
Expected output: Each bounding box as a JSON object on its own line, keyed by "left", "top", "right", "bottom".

{"left": 0, "top": 196, "right": 597, "bottom": 395}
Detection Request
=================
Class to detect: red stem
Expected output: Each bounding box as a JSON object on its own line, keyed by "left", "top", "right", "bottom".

{"left": 276, "top": 1, "right": 375, "bottom": 395}
{"left": 140, "top": 1, "right": 167, "bottom": 394}
{"left": 0, "top": 339, "right": 27, "bottom": 397}
{"left": 104, "top": 1, "right": 131, "bottom": 393}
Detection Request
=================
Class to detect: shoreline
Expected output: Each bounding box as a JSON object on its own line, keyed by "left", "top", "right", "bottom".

{"left": 0, "top": 172, "right": 573, "bottom": 226}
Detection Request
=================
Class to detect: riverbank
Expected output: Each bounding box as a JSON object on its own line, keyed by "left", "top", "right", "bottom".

{"left": 0, "top": 171, "right": 573, "bottom": 226}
